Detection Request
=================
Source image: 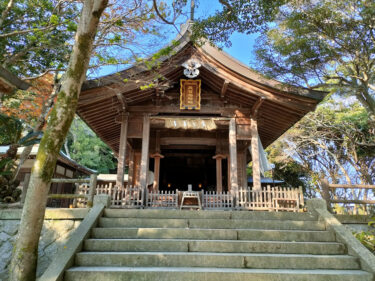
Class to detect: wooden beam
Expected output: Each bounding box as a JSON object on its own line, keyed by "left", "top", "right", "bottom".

{"left": 160, "top": 137, "right": 216, "bottom": 146}
{"left": 116, "top": 113, "right": 128, "bottom": 188}
{"left": 127, "top": 105, "right": 247, "bottom": 116}
{"left": 139, "top": 114, "right": 150, "bottom": 189}
{"left": 229, "top": 118, "right": 238, "bottom": 196}
{"left": 251, "top": 97, "right": 266, "bottom": 119}
{"left": 250, "top": 118, "right": 261, "bottom": 191}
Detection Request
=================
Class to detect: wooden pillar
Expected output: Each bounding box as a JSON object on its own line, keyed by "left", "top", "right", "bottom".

{"left": 151, "top": 153, "right": 164, "bottom": 192}
{"left": 116, "top": 114, "right": 128, "bottom": 188}
{"left": 251, "top": 118, "right": 261, "bottom": 191}
{"left": 213, "top": 155, "right": 225, "bottom": 193}
{"left": 237, "top": 149, "right": 247, "bottom": 189}
{"left": 151, "top": 130, "right": 162, "bottom": 191}
{"left": 227, "top": 155, "right": 231, "bottom": 191}
{"left": 133, "top": 151, "right": 141, "bottom": 186}
{"left": 229, "top": 118, "right": 238, "bottom": 195}
{"left": 242, "top": 149, "right": 248, "bottom": 189}
{"left": 127, "top": 148, "right": 134, "bottom": 187}
{"left": 140, "top": 114, "right": 150, "bottom": 190}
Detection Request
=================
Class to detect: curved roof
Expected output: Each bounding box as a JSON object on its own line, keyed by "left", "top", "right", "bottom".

{"left": 77, "top": 22, "right": 326, "bottom": 153}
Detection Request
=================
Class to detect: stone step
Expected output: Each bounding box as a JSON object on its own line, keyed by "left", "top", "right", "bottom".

{"left": 75, "top": 252, "right": 360, "bottom": 270}
{"left": 65, "top": 267, "right": 373, "bottom": 281}
{"left": 103, "top": 209, "right": 317, "bottom": 221}
{"left": 83, "top": 239, "right": 346, "bottom": 255}
{"left": 98, "top": 217, "right": 325, "bottom": 231}
{"left": 91, "top": 227, "right": 336, "bottom": 242}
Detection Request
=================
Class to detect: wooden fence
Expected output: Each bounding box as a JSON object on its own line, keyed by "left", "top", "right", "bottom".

{"left": 41, "top": 177, "right": 305, "bottom": 212}
{"left": 321, "top": 179, "right": 375, "bottom": 212}
{"left": 146, "top": 190, "right": 178, "bottom": 209}
{"left": 47, "top": 174, "right": 97, "bottom": 208}
{"left": 238, "top": 186, "right": 304, "bottom": 212}
{"left": 202, "top": 191, "right": 233, "bottom": 209}
{"left": 78, "top": 183, "right": 144, "bottom": 208}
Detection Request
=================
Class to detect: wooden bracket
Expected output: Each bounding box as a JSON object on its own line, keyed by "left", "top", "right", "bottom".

{"left": 150, "top": 153, "right": 164, "bottom": 159}
{"left": 213, "top": 154, "right": 226, "bottom": 160}
{"left": 220, "top": 80, "right": 230, "bottom": 99}
{"left": 251, "top": 97, "right": 265, "bottom": 119}
{"left": 115, "top": 112, "right": 129, "bottom": 124}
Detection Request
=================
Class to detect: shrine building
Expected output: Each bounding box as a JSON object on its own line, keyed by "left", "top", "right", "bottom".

{"left": 76, "top": 23, "right": 325, "bottom": 198}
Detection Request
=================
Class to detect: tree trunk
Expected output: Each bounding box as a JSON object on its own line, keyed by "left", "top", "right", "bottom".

{"left": 8, "top": 1, "right": 108, "bottom": 280}
{"left": 356, "top": 90, "right": 375, "bottom": 117}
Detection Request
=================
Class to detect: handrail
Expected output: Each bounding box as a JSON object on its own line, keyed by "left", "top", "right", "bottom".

{"left": 329, "top": 184, "right": 375, "bottom": 189}
{"left": 321, "top": 179, "right": 375, "bottom": 210}
{"left": 47, "top": 174, "right": 97, "bottom": 207}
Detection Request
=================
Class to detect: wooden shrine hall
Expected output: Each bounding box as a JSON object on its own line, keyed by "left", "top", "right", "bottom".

{"left": 76, "top": 23, "right": 325, "bottom": 208}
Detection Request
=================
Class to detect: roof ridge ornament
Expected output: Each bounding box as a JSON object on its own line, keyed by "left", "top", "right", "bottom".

{"left": 182, "top": 59, "right": 201, "bottom": 78}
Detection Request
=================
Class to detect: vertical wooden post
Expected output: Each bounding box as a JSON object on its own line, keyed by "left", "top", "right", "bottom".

{"left": 227, "top": 155, "right": 231, "bottom": 191}
{"left": 20, "top": 173, "right": 31, "bottom": 204}
{"left": 133, "top": 151, "right": 141, "bottom": 186}
{"left": 127, "top": 148, "right": 134, "bottom": 187}
{"left": 140, "top": 114, "right": 150, "bottom": 190}
{"left": 116, "top": 113, "right": 128, "bottom": 188}
{"left": 87, "top": 174, "right": 97, "bottom": 207}
{"left": 229, "top": 118, "right": 238, "bottom": 196}
{"left": 213, "top": 155, "right": 225, "bottom": 193}
{"left": 152, "top": 154, "right": 163, "bottom": 192}
{"left": 151, "top": 130, "right": 162, "bottom": 192}
{"left": 251, "top": 118, "right": 261, "bottom": 191}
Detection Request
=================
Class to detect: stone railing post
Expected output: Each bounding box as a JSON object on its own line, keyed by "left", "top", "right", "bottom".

{"left": 320, "top": 179, "right": 332, "bottom": 212}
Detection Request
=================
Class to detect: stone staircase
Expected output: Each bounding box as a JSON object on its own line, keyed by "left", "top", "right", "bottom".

{"left": 64, "top": 209, "right": 373, "bottom": 281}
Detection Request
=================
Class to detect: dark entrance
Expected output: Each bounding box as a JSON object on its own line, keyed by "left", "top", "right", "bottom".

{"left": 159, "top": 148, "right": 216, "bottom": 191}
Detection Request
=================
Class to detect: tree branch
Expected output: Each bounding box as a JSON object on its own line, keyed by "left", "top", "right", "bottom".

{"left": 0, "top": 0, "right": 15, "bottom": 29}
{"left": 0, "top": 24, "right": 58, "bottom": 38}
{"left": 152, "top": 0, "right": 174, "bottom": 25}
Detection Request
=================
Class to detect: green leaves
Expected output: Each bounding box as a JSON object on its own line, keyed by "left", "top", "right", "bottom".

{"left": 191, "top": 0, "right": 286, "bottom": 47}
{"left": 63, "top": 117, "right": 116, "bottom": 174}
{"left": 0, "top": 0, "right": 79, "bottom": 77}
{"left": 253, "top": 0, "right": 375, "bottom": 115}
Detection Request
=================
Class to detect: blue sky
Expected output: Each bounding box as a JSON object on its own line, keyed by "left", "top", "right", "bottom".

{"left": 94, "top": 0, "right": 259, "bottom": 77}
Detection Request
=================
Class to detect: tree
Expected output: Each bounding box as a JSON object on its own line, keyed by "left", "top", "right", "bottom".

{"left": 9, "top": 1, "right": 109, "bottom": 280}
{"left": 62, "top": 117, "right": 117, "bottom": 173}
{"left": 0, "top": 114, "right": 41, "bottom": 202}
{"left": 265, "top": 140, "right": 312, "bottom": 195}
{"left": 191, "top": 0, "right": 286, "bottom": 46}
{"left": 0, "top": 0, "right": 78, "bottom": 77}
{"left": 1, "top": 0, "right": 164, "bottom": 182}
{"left": 276, "top": 101, "right": 375, "bottom": 213}
{"left": 254, "top": 0, "right": 375, "bottom": 116}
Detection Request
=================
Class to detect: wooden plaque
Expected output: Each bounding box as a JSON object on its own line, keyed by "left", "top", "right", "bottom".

{"left": 180, "top": 79, "right": 201, "bottom": 110}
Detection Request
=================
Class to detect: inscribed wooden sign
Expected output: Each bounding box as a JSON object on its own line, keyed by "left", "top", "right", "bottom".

{"left": 180, "top": 79, "right": 201, "bottom": 110}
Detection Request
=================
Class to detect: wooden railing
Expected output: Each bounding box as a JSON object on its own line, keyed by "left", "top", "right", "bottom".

{"left": 48, "top": 174, "right": 97, "bottom": 207}
{"left": 238, "top": 186, "right": 304, "bottom": 212}
{"left": 202, "top": 191, "right": 233, "bottom": 209}
{"left": 146, "top": 190, "right": 178, "bottom": 209}
{"left": 321, "top": 179, "right": 375, "bottom": 212}
{"left": 78, "top": 183, "right": 144, "bottom": 208}
{"left": 44, "top": 179, "right": 305, "bottom": 212}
